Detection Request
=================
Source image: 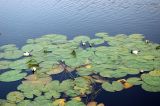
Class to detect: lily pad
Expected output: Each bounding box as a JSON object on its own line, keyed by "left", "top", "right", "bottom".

{"left": 141, "top": 73, "right": 160, "bottom": 92}
{"left": 66, "top": 100, "right": 85, "bottom": 106}
{"left": 126, "top": 77, "right": 142, "bottom": 85}
{"left": 102, "top": 81, "right": 123, "bottom": 92}
{"left": 17, "top": 100, "right": 32, "bottom": 106}
{"left": 149, "top": 70, "right": 160, "bottom": 76}
{"left": 21, "top": 44, "right": 43, "bottom": 52}
{"left": 0, "top": 60, "right": 11, "bottom": 69}
{"left": 3, "top": 50, "right": 23, "bottom": 59}
{"left": 89, "top": 38, "right": 104, "bottom": 45}
{"left": 73, "top": 36, "right": 90, "bottom": 43}
{"left": 0, "top": 70, "right": 27, "bottom": 82}
{"left": 95, "top": 32, "right": 109, "bottom": 38}
{"left": 6, "top": 91, "right": 24, "bottom": 103}
{"left": 0, "top": 44, "right": 18, "bottom": 51}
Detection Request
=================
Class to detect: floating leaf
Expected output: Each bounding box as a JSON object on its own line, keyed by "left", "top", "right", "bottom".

{"left": 0, "top": 60, "right": 11, "bottom": 69}
{"left": 149, "top": 70, "right": 160, "bottom": 76}
{"left": 2, "top": 102, "right": 16, "bottom": 106}
{"left": 17, "top": 100, "right": 31, "bottom": 106}
{"left": 126, "top": 77, "right": 142, "bottom": 85}
{"left": 6, "top": 91, "right": 24, "bottom": 103}
{"left": 141, "top": 73, "right": 160, "bottom": 92}
{"left": 44, "top": 90, "right": 60, "bottom": 99}
{"left": 112, "top": 81, "right": 124, "bottom": 91}
{"left": 95, "top": 32, "right": 109, "bottom": 38}
{"left": 73, "top": 36, "right": 90, "bottom": 43}
{"left": 46, "top": 65, "right": 64, "bottom": 75}
{"left": 102, "top": 82, "right": 114, "bottom": 92}
{"left": 53, "top": 99, "right": 66, "bottom": 106}
{"left": 66, "top": 100, "right": 85, "bottom": 106}
{"left": 102, "top": 81, "right": 123, "bottom": 92}
{"left": 3, "top": 50, "right": 23, "bottom": 59}
{"left": 0, "top": 44, "right": 18, "bottom": 51}
{"left": 9, "top": 58, "right": 29, "bottom": 69}
{"left": 89, "top": 38, "right": 104, "bottom": 45}
{"left": 0, "top": 70, "right": 27, "bottom": 82}
{"left": 21, "top": 44, "right": 43, "bottom": 52}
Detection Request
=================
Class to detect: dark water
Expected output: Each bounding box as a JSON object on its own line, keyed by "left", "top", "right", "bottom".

{"left": 0, "top": 0, "right": 160, "bottom": 106}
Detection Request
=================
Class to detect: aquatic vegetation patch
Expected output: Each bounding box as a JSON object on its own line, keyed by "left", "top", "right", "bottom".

{"left": 0, "top": 33, "right": 160, "bottom": 105}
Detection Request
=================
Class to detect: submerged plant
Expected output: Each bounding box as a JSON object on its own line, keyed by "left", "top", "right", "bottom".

{"left": 0, "top": 33, "right": 159, "bottom": 105}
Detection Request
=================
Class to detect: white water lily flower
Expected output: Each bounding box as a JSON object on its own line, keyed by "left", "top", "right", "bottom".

{"left": 23, "top": 52, "right": 30, "bottom": 56}
{"left": 140, "top": 70, "right": 144, "bottom": 73}
{"left": 145, "top": 40, "right": 149, "bottom": 43}
{"left": 131, "top": 50, "right": 140, "bottom": 55}
{"left": 31, "top": 67, "right": 36, "bottom": 71}
{"left": 82, "top": 42, "right": 86, "bottom": 46}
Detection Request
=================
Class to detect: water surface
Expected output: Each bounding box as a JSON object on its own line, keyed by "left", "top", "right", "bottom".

{"left": 0, "top": 0, "right": 160, "bottom": 106}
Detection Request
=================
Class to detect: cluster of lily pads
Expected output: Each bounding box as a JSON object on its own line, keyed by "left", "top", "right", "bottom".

{"left": 0, "top": 33, "right": 160, "bottom": 106}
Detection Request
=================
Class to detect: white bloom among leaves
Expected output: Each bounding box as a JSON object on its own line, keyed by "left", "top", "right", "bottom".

{"left": 131, "top": 50, "right": 140, "bottom": 55}
{"left": 23, "top": 52, "right": 30, "bottom": 56}
{"left": 31, "top": 67, "right": 37, "bottom": 72}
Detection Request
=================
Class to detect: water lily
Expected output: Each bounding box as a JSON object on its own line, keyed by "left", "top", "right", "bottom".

{"left": 145, "top": 40, "right": 150, "bottom": 43}
{"left": 31, "top": 67, "right": 37, "bottom": 73}
{"left": 140, "top": 70, "right": 144, "bottom": 74}
{"left": 23, "top": 52, "right": 30, "bottom": 56}
{"left": 131, "top": 50, "right": 140, "bottom": 55}
{"left": 82, "top": 42, "right": 86, "bottom": 46}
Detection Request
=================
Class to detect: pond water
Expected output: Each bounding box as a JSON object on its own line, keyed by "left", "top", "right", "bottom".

{"left": 0, "top": 0, "right": 160, "bottom": 106}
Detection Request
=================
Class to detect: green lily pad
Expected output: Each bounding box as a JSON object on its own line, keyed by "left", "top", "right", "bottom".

{"left": 141, "top": 73, "right": 160, "bottom": 86}
{"left": 17, "top": 100, "right": 31, "bottom": 106}
{"left": 149, "top": 70, "right": 160, "bottom": 76}
{"left": 129, "top": 34, "right": 144, "bottom": 40}
{"left": 59, "top": 79, "right": 74, "bottom": 92}
{"left": 66, "top": 100, "right": 85, "bottom": 106}
{"left": 9, "top": 58, "right": 29, "bottom": 69}
{"left": 17, "top": 82, "right": 44, "bottom": 99}
{"left": 0, "top": 99, "right": 7, "bottom": 106}
{"left": 0, "top": 60, "right": 11, "bottom": 69}
{"left": 43, "top": 80, "right": 60, "bottom": 92}
{"left": 100, "top": 70, "right": 127, "bottom": 78}
{"left": 6, "top": 91, "right": 24, "bottom": 103}
{"left": 102, "top": 81, "right": 123, "bottom": 92}
{"left": 141, "top": 82, "right": 160, "bottom": 92}
{"left": 44, "top": 91, "right": 60, "bottom": 99}
{"left": 102, "top": 82, "right": 115, "bottom": 92}
{"left": 0, "top": 44, "right": 18, "bottom": 51}
{"left": 3, "top": 50, "right": 23, "bottom": 59}
{"left": 126, "top": 77, "right": 142, "bottom": 85}
{"left": 1, "top": 102, "right": 16, "bottom": 106}
{"left": 89, "top": 38, "right": 104, "bottom": 45}
{"left": 21, "top": 44, "right": 43, "bottom": 52}
{"left": 0, "top": 70, "right": 27, "bottom": 82}
{"left": 73, "top": 36, "right": 90, "bottom": 43}
{"left": 141, "top": 72, "right": 160, "bottom": 92}
{"left": 112, "top": 81, "right": 124, "bottom": 91}
{"left": 95, "top": 32, "right": 109, "bottom": 38}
